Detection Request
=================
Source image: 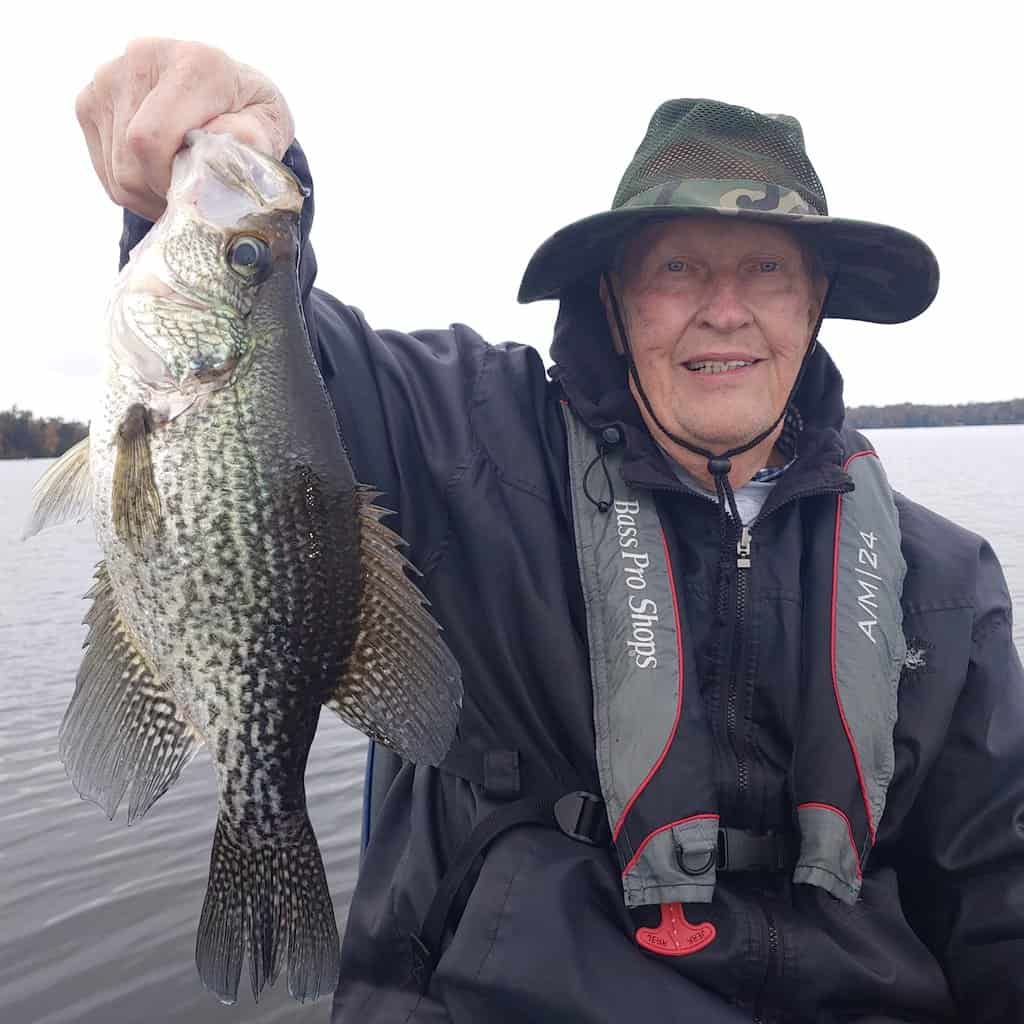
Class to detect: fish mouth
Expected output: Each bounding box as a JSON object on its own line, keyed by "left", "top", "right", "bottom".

{"left": 175, "top": 130, "right": 307, "bottom": 226}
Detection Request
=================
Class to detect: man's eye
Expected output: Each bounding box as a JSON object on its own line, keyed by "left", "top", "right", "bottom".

{"left": 757, "top": 259, "right": 780, "bottom": 272}
{"left": 666, "top": 260, "right": 688, "bottom": 273}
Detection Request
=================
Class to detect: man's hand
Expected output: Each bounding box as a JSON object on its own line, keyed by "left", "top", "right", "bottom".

{"left": 76, "top": 38, "right": 294, "bottom": 221}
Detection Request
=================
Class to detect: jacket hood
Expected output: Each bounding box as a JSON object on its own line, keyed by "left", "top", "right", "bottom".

{"left": 548, "top": 273, "right": 848, "bottom": 459}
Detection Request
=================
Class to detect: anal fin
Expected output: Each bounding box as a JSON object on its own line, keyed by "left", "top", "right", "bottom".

{"left": 60, "top": 562, "right": 203, "bottom": 822}
{"left": 325, "top": 491, "right": 462, "bottom": 766}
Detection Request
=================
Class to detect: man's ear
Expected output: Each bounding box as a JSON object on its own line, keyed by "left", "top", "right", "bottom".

{"left": 808, "top": 272, "right": 829, "bottom": 330}
{"left": 599, "top": 274, "right": 625, "bottom": 355}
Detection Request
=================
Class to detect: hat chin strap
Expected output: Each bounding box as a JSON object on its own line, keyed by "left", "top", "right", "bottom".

{"left": 602, "top": 271, "right": 835, "bottom": 520}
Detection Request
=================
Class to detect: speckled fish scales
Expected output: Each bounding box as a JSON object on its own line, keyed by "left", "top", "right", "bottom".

{"left": 27, "top": 131, "right": 462, "bottom": 1006}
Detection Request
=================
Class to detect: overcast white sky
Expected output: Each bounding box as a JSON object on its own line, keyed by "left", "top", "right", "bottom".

{"left": 3, "top": 0, "right": 1020, "bottom": 421}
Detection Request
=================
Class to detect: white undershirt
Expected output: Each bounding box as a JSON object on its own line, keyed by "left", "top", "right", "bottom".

{"left": 662, "top": 455, "right": 780, "bottom": 525}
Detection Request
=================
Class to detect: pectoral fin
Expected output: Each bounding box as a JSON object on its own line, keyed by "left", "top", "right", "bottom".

{"left": 325, "top": 491, "right": 462, "bottom": 766}
{"left": 24, "top": 436, "right": 93, "bottom": 538}
{"left": 113, "top": 403, "right": 163, "bottom": 551}
{"left": 60, "top": 562, "right": 203, "bottom": 822}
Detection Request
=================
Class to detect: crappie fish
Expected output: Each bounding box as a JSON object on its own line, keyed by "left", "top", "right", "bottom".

{"left": 27, "top": 131, "right": 462, "bottom": 1004}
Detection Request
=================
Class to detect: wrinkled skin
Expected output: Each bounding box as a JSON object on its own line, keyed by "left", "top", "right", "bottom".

{"left": 76, "top": 37, "right": 293, "bottom": 221}
{"left": 601, "top": 217, "right": 827, "bottom": 489}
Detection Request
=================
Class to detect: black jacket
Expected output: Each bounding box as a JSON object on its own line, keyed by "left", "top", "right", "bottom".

{"left": 121, "top": 143, "right": 1024, "bottom": 1024}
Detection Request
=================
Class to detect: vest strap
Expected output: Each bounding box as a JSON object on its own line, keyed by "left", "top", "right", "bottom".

{"left": 410, "top": 784, "right": 607, "bottom": 993}
{"left": 440, "top": 741, "right": 522, "bottom": 798}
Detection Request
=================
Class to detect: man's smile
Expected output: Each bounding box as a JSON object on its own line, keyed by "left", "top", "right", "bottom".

{"left": 682, "top": 353, "right": 763, "bottom": 376}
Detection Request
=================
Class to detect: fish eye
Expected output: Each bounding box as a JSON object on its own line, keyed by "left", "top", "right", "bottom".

{"left": 227, "top": 235, "right": 272, "bottom": 282}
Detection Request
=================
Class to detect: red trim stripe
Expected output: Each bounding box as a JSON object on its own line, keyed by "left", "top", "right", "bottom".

{"left": 798, "top": 801, "right": 863, "bottom": 879}
{"left": 830, "top": 449, "right": 879, "bottom": 842}
{"left": 844, "top": 450, "right": 876, "bottom": 468}
{"left": 612, "top": 529, "right": 686, "bottom": 842}
{"left": 620, "top": 813, "right": 720, "bottom": 878}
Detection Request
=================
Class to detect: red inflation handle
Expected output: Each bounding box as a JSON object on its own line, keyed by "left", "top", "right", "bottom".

{"left": 635, "top": 902, "right": 717, "bottom": 956}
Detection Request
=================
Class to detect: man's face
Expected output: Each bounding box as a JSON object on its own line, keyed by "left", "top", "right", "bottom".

{"left": 602, "top": 216, "right": 825, "bottom": 453}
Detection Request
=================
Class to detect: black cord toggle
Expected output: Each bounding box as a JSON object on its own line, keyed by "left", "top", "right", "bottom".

{"left": 582, "top": 434, "right": 617, "bottom": 514}
{"left": 601, "top": 425, "right": 623, "bottom": 447}
{"left": 709, "top": 457, "right": 742, "bottom": 530}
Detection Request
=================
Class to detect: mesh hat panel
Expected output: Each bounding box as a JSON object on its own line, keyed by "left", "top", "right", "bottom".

{"left": 613, "top": 100, "right": 828, "bottom": 215}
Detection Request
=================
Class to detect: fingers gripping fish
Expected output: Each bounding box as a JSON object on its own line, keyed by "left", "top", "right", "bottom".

{"left": 27, "top": 131, "right": 463, "bottom": 1005}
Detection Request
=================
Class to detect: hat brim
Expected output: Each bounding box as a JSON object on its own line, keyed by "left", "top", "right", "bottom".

{"left": 517, "top": 205, "right": 939, "bottom": 324}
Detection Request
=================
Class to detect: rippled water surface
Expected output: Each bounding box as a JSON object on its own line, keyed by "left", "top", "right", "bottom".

{"left": 1, "top": 459, "right": 365, "bottom": 1024}
{"left": 2, "top": 426, "right": 1022, "bottom": 1023}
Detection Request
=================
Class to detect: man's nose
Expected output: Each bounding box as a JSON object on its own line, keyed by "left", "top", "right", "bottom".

{"left": 697, "top": 275, "right": 753, "bottom": 332}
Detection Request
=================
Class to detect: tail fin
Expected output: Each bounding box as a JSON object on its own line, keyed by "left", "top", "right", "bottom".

{"left": 195, "top": 813, "right": 340, "bottom": 1004}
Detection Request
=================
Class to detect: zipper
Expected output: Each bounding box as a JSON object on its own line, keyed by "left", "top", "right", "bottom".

{"left": 736, "top": 525, "right": 752, "bottom": 568}
{"left": 622, "top": 468, "right": 843, "bottom": 1021}
{"left": 752, "top": 905, "right": 780, "bottom": 1024}
{"left": 726, "top": 522, "right": 752, "bottom": 804}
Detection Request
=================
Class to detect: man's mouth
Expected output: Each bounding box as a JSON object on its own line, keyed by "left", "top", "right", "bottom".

{"left": 683, "top": 358, "right": 759, "bottom": 375}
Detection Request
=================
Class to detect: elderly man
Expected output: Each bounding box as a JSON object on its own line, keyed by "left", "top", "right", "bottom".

{"left": 80, "top": 40, "right": 1024, "bottom": 1024}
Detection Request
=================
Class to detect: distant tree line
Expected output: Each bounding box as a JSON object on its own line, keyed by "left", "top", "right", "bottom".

{"left": 3, "top": 397, "right": 1022, "bottom": 457}
{"left": 845, "top": 398, "right": 1024, "bottom": 429}
{"left": 0, "top": 407, "right": 88, "bottom": 459}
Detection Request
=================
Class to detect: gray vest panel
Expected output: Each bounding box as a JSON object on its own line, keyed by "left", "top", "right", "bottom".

{"left": 835, "top": 451, "right": 908, "bottom": 833}
{"left": 792, "top": 450, "right": 908, "bottom": 902}
{"left": 563, "top": 406, "right": 718, "bottom": 905}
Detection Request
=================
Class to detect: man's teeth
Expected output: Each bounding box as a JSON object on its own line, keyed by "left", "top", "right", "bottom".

{"left": 686, "top": 360, "right": 754, "bottom": 374}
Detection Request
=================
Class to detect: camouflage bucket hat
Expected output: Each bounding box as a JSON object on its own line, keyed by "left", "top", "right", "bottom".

{"left": 517, "top": 98, "right": 939, "bottom": 324}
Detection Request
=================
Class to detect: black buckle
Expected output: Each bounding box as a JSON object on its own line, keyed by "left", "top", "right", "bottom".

{"left": 716, "top": 828, "right": 728, "bottom": 869}
{"left": 717, "top": 827, "right": 794, "bottom": 872}
{"left": 554, "top": 791, "right": 608, "bottom": 846}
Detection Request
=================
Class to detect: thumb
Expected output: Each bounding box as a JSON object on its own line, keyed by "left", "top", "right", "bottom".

{"left": 201, "top": 104, "right": 293, "bottom": 161}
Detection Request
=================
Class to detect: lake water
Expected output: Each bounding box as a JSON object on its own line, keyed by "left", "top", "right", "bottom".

{"left": 2, "top": 426, "right": 1023, "bottom": 1023}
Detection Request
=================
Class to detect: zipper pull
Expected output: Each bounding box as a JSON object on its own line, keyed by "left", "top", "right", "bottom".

{"left": 736, "top": 525, "right": 752, "bottom": 569}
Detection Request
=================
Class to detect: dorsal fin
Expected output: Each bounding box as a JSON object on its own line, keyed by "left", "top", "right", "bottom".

{"left": 324, "top": 491, "right": 462, "bottom": 766}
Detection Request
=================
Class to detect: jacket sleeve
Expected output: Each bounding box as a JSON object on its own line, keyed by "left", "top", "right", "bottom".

{"left": 901, "top": 542, "right": 1024, "bottom": 1022}
{"left": 119, "top": 140, "right": 488, "bottom": 570}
